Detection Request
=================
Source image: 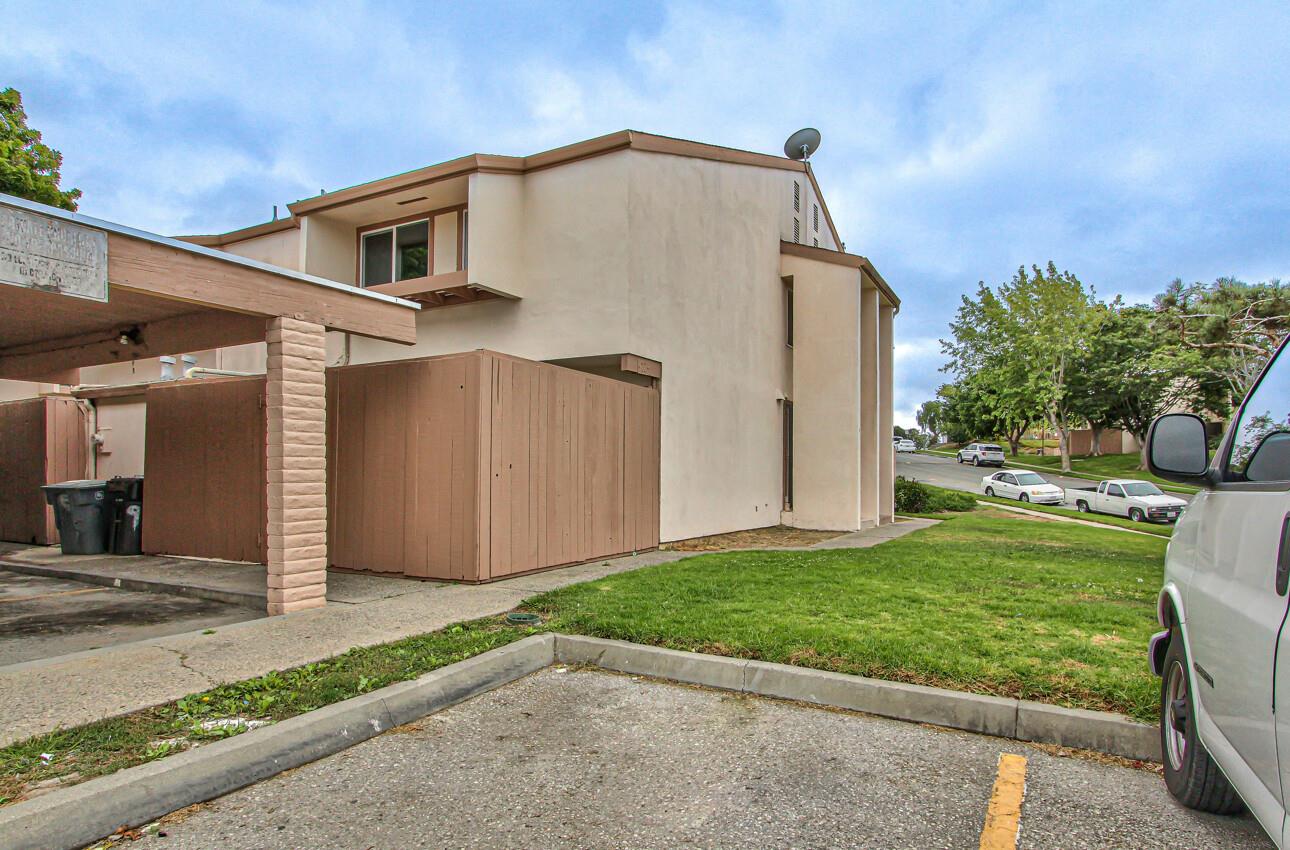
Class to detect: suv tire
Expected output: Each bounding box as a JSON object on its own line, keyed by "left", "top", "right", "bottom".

{"left": 1161, "top": 636, "right": 1244, "bottom": 814}
{"left": 957, "top": 454, "right": 964, "bottom": 464}
{"left": 972, "top": 456, "right": 980, "bottom": 467}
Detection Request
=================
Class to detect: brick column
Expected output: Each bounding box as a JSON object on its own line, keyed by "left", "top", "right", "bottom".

{"left": 265, "top": 317, "right": 327, "bottom": 615}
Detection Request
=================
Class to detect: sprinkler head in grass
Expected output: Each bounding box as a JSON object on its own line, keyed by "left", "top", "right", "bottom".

{"left": 506, "top": 612, "right": 542, "bottom": 627}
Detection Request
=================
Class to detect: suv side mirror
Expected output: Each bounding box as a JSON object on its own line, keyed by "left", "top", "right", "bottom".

{"left": 1146, "top": 413, "right": 1211, "bottom": 486}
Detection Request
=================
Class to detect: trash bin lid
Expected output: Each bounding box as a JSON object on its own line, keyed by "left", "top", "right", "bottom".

{"left": 40, "top": 479, "right": 108, "bottom": 491}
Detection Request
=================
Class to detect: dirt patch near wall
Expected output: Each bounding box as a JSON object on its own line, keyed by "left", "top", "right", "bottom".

{"left": 661, "top": 525, "right": 846, "bottom": 552}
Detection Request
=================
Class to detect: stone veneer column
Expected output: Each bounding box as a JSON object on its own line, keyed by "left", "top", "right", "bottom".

{"left": 879, "top": 304, "right": 895, "bottom": 524}
{"left": 265, "top": 317, "right": 328, "bottom": 615}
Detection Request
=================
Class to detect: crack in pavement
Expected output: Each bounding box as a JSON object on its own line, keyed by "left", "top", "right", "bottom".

{"left": 158, "top": 646, "right": 217, "bottom": 688}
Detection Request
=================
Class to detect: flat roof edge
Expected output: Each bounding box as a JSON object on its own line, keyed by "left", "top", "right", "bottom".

{"left": 780, "top": 241, "right": 900, "bottom": 311}
{"left": 0, "top": 194, "right": 419, "bottom": 311}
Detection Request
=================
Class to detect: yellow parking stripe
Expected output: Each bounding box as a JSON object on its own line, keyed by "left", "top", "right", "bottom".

{"left": 979, "top": 753, "right": 1027, "bottom": 850}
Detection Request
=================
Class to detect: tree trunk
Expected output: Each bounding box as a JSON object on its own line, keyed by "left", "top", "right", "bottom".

{"left": 1049, "top": 406, "right": 1072, "bottom": 472}
{"left": 1136, "top": 430, "right": 1150, "bottom": 470}
{"left": 1090, "top": 425, "right": 1103, "bottom": 457}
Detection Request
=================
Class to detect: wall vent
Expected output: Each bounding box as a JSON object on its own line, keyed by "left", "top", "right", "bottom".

{"left": 813, "top": 204, "right": 819, "bottom": 232}
{"left": 793, "top": 181, "right": 800, "bottom": 212}
{"left": 793, "top": 218, "right": 800, "bottom": 243}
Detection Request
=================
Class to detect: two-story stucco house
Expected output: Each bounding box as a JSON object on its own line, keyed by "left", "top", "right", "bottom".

{"left": 183, "top": 130, "right": 898, "bottom": 539}
{"left": 0, "top": 130, "right": 898, "bottom": 598}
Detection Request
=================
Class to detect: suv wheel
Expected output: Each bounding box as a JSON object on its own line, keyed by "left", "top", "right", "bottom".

{"left": 1129, "top": 508, "right": 1145, "bottom": 523}
{"left": 1161, "top": 637, "right": 1244, "bottom": 814}
{"left": 957, "top": 454, "right": 963, "bottom": 464}
{"left": 972, "top": 456, "right": 980, "bottom": 467}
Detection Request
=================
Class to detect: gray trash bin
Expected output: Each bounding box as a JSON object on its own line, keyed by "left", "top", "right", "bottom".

{"left": 41, "top": 480, "right": 109, "bottom": 555}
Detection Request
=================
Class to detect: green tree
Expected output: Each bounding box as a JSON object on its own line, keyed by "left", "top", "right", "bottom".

{"left": 1076, "top": 304, "right": 1209, "bottom": 468}
{"left": 1155, "top": 277, "right": 1290, "bottom": 408}
{"left": 0, "top": 87, "right": 80, "bottom": 210}
{"left": 915, "top": 399, "right": 945, "bottom": 443}
{"left": 943, "top": 264, "right": 1101, "bottom": 472}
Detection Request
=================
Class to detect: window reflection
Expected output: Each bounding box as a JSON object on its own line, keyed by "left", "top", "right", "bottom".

{"left": 1230, "top": 350, "right": 1290, "bottom": 481}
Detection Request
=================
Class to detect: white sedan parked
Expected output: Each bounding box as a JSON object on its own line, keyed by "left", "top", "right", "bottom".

{"left": 981, "top": 470, "right": 1064, "bottom": 504}
{"left": 895, "top": 438, "right": 916, "bottom": 453}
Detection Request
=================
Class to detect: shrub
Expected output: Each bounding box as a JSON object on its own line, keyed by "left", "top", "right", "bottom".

{"left": 895, "top": 477, "right": 975, "bottom": 514}
{"left": 894, "top": 476, "right": 929, "bottom": 513}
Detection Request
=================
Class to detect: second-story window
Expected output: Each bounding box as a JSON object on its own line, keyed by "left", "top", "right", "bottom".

{"left": 361, "top": 220, "right": 429, "bottom": 286}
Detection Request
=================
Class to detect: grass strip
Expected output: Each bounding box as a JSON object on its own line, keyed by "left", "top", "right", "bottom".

{"left": 0, "top": 617, "right": 532, "bottom": 807}
{"left": 974, "top": 493, "right": 1173, "bottom": 537}
{"left": 526, "top": 511, "right": 1165, "bottom": 723}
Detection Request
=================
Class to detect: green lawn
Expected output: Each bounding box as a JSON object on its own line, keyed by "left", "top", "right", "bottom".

{"left": 528, "top": 511, "right": 1164, "bottom": 722}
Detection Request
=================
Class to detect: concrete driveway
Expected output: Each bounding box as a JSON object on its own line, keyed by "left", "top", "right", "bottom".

{"left": 897, "top": 452, "right": 1193, "bottom": 504}
{"left": 0, "top": 571, "right": 260, "bottom": 667}
{"left": 126, "top": 669, "right": 1270, "bottom": 850}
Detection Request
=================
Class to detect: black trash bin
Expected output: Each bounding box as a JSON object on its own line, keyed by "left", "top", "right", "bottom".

{"left": 41, "top": 480, "right": 109, "bottom": 555}
{"left": 106, "top": 476, "right": 145, "bottom": 555}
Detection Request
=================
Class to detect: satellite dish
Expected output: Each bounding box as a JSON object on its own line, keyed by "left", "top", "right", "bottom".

{"left": 784, "top": 127, "right": 821, "bottom": 161}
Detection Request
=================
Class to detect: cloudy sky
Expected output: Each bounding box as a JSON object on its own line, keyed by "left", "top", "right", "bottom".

{"left": 4, "top": 1, "right": 1287, "bottom": 425}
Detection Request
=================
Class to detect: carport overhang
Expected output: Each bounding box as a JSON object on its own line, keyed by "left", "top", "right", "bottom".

{"left": 0, "top": 193, "right": 421, "bottom": 615}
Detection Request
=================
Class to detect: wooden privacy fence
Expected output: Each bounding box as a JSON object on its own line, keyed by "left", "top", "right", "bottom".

{"left": 132, "top": 351, "right": 660, "bottom": 580}
{"left": 0, "top": 397, "right": 89, "bottom": 545}
{"left": 143, "top": 377, "right": 268, "bottom": 563}
{"left": 327, "top": 351, "right": 660, "bottom": 581}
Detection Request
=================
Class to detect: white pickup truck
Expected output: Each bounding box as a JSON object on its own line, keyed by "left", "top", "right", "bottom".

{"left": 1063, "top": 478, "right": 1188, "bottom": 523}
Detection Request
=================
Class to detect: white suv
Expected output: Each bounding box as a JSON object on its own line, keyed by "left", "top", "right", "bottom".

{"left": 1145, "top": 338, "right": 1290, "bottom": 846}
{"left": 957, "top": 442, "right": 1006, "bottom": 467}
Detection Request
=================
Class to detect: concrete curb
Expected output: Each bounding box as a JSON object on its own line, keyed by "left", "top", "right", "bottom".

{"left": 3, "top": 632, "right": 1158, "bottom": 849}
{"left": 553, "top": 634, "right": 1160, "bottom": 762}
{"left": 0, "top": 558, "right": 265, "bottom": 608}
{"left": 0, "top": 633, "right": 554, "bottom": 850}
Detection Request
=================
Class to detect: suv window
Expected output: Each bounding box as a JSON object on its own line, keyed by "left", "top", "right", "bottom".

{"left": 1229, "top": 344, "right": 1290, "bottom": 482}
{"left": 982, "top": 444, "right": 1003, "bottom": 452}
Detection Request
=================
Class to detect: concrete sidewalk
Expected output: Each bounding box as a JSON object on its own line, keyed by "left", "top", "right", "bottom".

{"left": 0, "top": 519, "right": 936, "bottom": 746}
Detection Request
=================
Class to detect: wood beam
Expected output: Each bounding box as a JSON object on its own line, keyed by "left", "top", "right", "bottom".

{"left": 106, "top": 233, "right": 417, "bottom": 344}
{"left": 0, "top": 311, "right": 267, "bottom": 380}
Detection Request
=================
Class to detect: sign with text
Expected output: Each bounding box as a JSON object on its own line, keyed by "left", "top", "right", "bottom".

{"left": 0, "top": 204, "right": 108, "bottom": 302}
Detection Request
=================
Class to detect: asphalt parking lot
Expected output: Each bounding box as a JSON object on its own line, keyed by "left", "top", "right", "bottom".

{"left": 0, "top": 570, "right": 261, "bottom": 667}
{"left": 126, "top": 668, "right": 1270, "bottom": 850}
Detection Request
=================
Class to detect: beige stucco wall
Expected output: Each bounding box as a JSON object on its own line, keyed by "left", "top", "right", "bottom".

{"left": 344, "top": 150, "right": 799, "bottom": 541}
{"left": 218, "top": 228, "right": 300, "bottom": 270}
{"left": 625, "top": 151, "right": 791, "bottom": 539}
{"left": 782, "top": 254, "right": 862, "bottom": 530}
{"left": 350, "top": 152, "right": 631, "bottom": 365}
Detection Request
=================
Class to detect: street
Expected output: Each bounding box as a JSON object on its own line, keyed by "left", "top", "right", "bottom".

{"left": 125, "top": 668, "right": 1269, "bottom": 850}
{"left": 896, "top": 452, "right": 1193, "bottom": 503}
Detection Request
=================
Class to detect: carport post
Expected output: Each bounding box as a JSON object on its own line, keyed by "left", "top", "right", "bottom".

{"left": 265, "top": 317, "right": 328, "bottom": 615}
